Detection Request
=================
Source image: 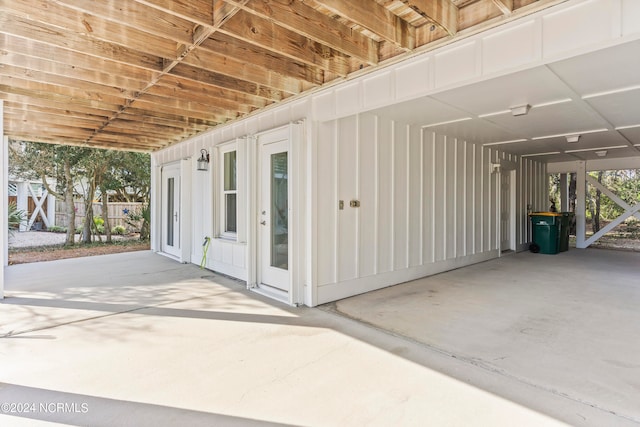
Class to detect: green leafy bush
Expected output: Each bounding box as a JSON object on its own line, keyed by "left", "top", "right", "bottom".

{"left": 8, "top": 202, "right": 26, "bottom": 234}
{"left": 112, "top": 225, "right": 126, "bottom": 235}
{"left": 48, "top": 226, "right": 67, "bottom": 233}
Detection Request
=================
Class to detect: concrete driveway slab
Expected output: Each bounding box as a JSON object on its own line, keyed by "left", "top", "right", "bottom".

{"left": 1, "top": 251, "right": 636, "bottom": 426}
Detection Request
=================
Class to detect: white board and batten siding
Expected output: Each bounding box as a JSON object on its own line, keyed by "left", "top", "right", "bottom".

{"left": 314, "top": 113, "right": 545, "bottom": 304}
{"left": 150, "top": 0, "right": 637, "bottom": 306}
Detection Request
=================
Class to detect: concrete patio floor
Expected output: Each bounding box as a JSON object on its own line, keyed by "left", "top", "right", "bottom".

{"left": 0, "top": 250, "right": 638, "bottom": 426}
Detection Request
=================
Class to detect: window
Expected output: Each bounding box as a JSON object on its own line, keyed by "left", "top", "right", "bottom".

{"left": 221, "top": 148, "right": 237, "bottom": 237}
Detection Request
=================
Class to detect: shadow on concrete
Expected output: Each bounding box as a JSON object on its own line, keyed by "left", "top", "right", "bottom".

{"left": 0, "top": 383, "right": 292, "bottom": 427}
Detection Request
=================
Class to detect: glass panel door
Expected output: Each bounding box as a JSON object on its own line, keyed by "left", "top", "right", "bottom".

{"left": 270, "top": 152, "right": 288, "bottom": 270}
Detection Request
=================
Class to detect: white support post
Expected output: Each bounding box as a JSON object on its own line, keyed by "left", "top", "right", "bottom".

{"left": 1, "top": 99, "right": 6, "bottom": 299}
{"left": 16, "top": 181, "right": 29, "bottom": 232}
{"left": 47, "top": 192, "right": 56, "bottom": 227}
{"left": 559, "top": 173, "right": 568, "bottom": 212}
{"left": 575, "top": 161, "right": 587, "bottom": 249}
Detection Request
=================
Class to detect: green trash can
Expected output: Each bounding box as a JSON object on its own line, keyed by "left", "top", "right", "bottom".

{"left": 558, "top": 212, "right": 574, "bottom": 252}
{"left": 529, "top": 212, "right": 561, "bottom": 254}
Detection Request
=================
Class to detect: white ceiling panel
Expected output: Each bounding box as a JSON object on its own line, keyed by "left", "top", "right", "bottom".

{"left": 568, "top": 146, "right": 639, "bottom": 161}
{"left": 482, "top": 101, "right": 610, "bottom": 139}
{"left": 548, "top": 39, "right": 640, "bottom": 97}
{"left": 370, "top": 96, "right": 469, "bottom": 126}
{"left": 617, "top": 126, "right": 640, "bottom": 146}
{"left": 422, "top": 118, "right": 519, "bottom": 144}
{"left": 583, "top": 88, "right": 640, "bottom": 128}
{"left": 430, "top": 66, "right": 574, "bottom": 115}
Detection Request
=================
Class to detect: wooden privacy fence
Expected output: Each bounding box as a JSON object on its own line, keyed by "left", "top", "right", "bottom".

{"left": 56, "top": 201, "right": 143, "bottom": 231}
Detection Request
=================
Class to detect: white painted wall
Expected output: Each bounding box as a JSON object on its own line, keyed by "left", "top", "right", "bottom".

{"left": 313, "top": 113, "right": 545, "bottom": 304}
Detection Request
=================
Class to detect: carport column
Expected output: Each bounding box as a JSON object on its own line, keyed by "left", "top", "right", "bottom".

{"left": 1, "top": 100, "right": 5, "bottom": 298}
{"left": 16, "top": 182, "right": 29, "bottom": 231}
{"left": 575, "top": 161, "right": 587, "bottom": 249}
{"left": 559, "top": 173, "right": 569, "bottom": 212}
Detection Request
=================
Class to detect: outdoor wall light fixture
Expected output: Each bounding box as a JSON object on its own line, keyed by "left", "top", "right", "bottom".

{"left": 510, "top": 104, "right": 531, "bottom": 116}
{"left": 197, "top": 149, "right": 210, "bottom": 171}
{"left": 566, "top": 134, "right": 581, "bottom": 143}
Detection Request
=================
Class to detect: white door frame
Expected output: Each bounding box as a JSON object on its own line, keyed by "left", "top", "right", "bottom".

{"left": 249, "top": 124, "right": 305, "bottom": 306}
{"left": 161, "top": 162, "right": 181, "bottom": 259}
{"left": 496, "top": 161, "right": 517, "bottom": 254}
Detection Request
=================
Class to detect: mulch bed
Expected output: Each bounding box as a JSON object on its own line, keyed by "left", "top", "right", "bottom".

{"left": 8, "top": 242, "right": 151, "bottom": 265}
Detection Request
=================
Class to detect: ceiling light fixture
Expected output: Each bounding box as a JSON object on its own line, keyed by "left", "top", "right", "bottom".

{"left": 510, "top": 104, "right": 531, "bottom": 116}
{"left": 566, "top": 134, "right": 580, "bottom": 143}
{"left": 595, "top": 150, "right": 607, "bottom": 157}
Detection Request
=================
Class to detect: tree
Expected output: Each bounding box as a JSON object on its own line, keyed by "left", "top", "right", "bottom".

{"left": 9, "top": 142, "right": 90, "bottom": 246}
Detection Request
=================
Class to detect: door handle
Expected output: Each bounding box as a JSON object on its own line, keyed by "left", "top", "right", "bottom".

{"left": 260, "top": 220, "right": 266, "bottom": 225}
{"left": 174, "top": 212, "right": 178, "bottom": 221}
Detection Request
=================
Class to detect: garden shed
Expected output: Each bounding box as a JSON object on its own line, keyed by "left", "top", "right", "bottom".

{"left": 1, "top": 0, "right": 640, "bottom": 304}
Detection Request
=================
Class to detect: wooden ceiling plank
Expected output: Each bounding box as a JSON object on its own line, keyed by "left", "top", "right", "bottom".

{"left": 0, "top": 75, "right": 129, "bottom": 107}
{"left": 4, "top": 101, "right": 109, "bottom": 123}
{"left": 224, "top": 0, "right": 378, "bottom": 65}
{"left": 51, "top": 0, "right": 197, "bottom": 46}
{"left": 131, "top": 98, "right": 230, "bottom": 123}
{"left": 0, "top": 83, "right": 124, "bottom": 113}
{"left": 492, "top": 0, "right": 514, "bottom": 15}
{"left": 0, "top": 64, "right": 138, "bottom": 100}
{"left": 403, "top": 0, "right": 459, "bottom": 36}
{"left": 199, "top": 35, "right": 324, "bottom": 85}
{"left": 168, "top": 63, "right": 286, "bottom": 102}
{"left": 133, "top": 0, "right": 215, "bottom": 27}
{"left": 218, "top": 9, "right": 350, "bottom": 76}
{"left": 0, "top": 51, "right": 150, "bottom": 93}
{"left": 157, "top": 74, "right": 269, "bottom": 109}
{"left": 135, "top": 92, "right": 240, "bottom": 120}
{"left": 9, "top": 0, "right": 181, "bottom": 60}
{"left": 0, "top": 34, "right": 158, "bottom": 85}
{"left": 311, "top": 0, "right": 415, "bottom": 50}
{"left": 124, "top": 107, "right": 218, "bottom": 128}
{"left": 0, "top": 13, "right": 164, "bottom": 72}
{"left": 145, "top": 81, "right": 258, "bottom": 113}
{"left": 179, "top": 47, "right": 305, "bottom": 94}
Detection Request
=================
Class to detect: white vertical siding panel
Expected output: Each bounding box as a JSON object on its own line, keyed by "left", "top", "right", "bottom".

{"left": 482, "top": 147, "right": 491, "bottom": 251}
{"left": 445, "top": 137, "right": 456, "bottom": 260}
{"left": 393, "top": 123, "right": 409, "bottom": 270}
{"left": 423, "top": 131, "right": 435, "bottom": 264}
{"left": 316, "top": 122, "right": 337, "bottom": 286}
{"left": 377, "top": 117, "right": 393, "bottom": 273}
{"left": 475, "top": 145, "right": 483, "bottom": 253}
{"left": 434, "top": 134, "right": 446, "bottom": 262}
{"left": 466, "top": 143, "right": 475, "bottom": 255}
{"left": 408, "top": 125, "right": 422, "bottom": 267}
{"left": 337, "top": 117, "right": 358, "bottom": 281}
{"left": 456, "top": 140, "right": 466, "bottom": 257}
{"left": 358, "top": 114, "right": 377, "bottom": 278}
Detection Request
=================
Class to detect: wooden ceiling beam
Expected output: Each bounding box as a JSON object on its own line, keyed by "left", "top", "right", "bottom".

{"left": 218, "top": 9, "right": 350, "bottom": 76}
{"left": 8, "top": 0, "right": 180, "bottom": 60}
{"left": 168, "top": 63, "right": 287, "bottom": 102}
{"left": 8, "top": 134, "right": 154, "bottom": 152}
{"left": 179, "top": 47, "right": 307, "bottom": 94}
{"left": 403, "top": 0, "right": 459, "bottom": 36}
{"left": 51, "top": 0, "right": 197, "bottom": 46}
{"left": 224, "top": 0, "right": 378, "bottom": 65}
{"left": 157, "top": 74, "right": 269, "bottom": 109}
{"left": 0, "top": 64, "right": 138, "bottom": 100}
{"left": 147, "top": 78, "right": 264, "bottom": 112}
{"left": 0, "top": 34, "right": 158, "bottom": 85}
{"left": 0, "top": 13, "right": 164, "bottom": 72}
{"left": 199, "top": 35, "right": 324, "bottom": 87}
{"left": 133, "top": 0, "right": 215, "bottom": 27}
{"left": 491, "top": 0, "right": 514, "bottom": 15}
{"left": 311, "top": 0, "right": 415, "bottom": 50}
{"left": 0, "top": 75, "right": 128, "bottom": 108}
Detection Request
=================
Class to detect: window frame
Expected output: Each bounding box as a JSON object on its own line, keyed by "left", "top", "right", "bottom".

{"left": 218, "top": 143, "right": 238, "bottom": 240}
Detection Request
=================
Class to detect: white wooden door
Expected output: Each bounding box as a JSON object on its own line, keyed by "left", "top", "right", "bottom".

{"left": 161, "top": 163, "right": 181, "bottom": 258}
{"left": 258, "top": 139, "right": 290, "bottom": 292}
